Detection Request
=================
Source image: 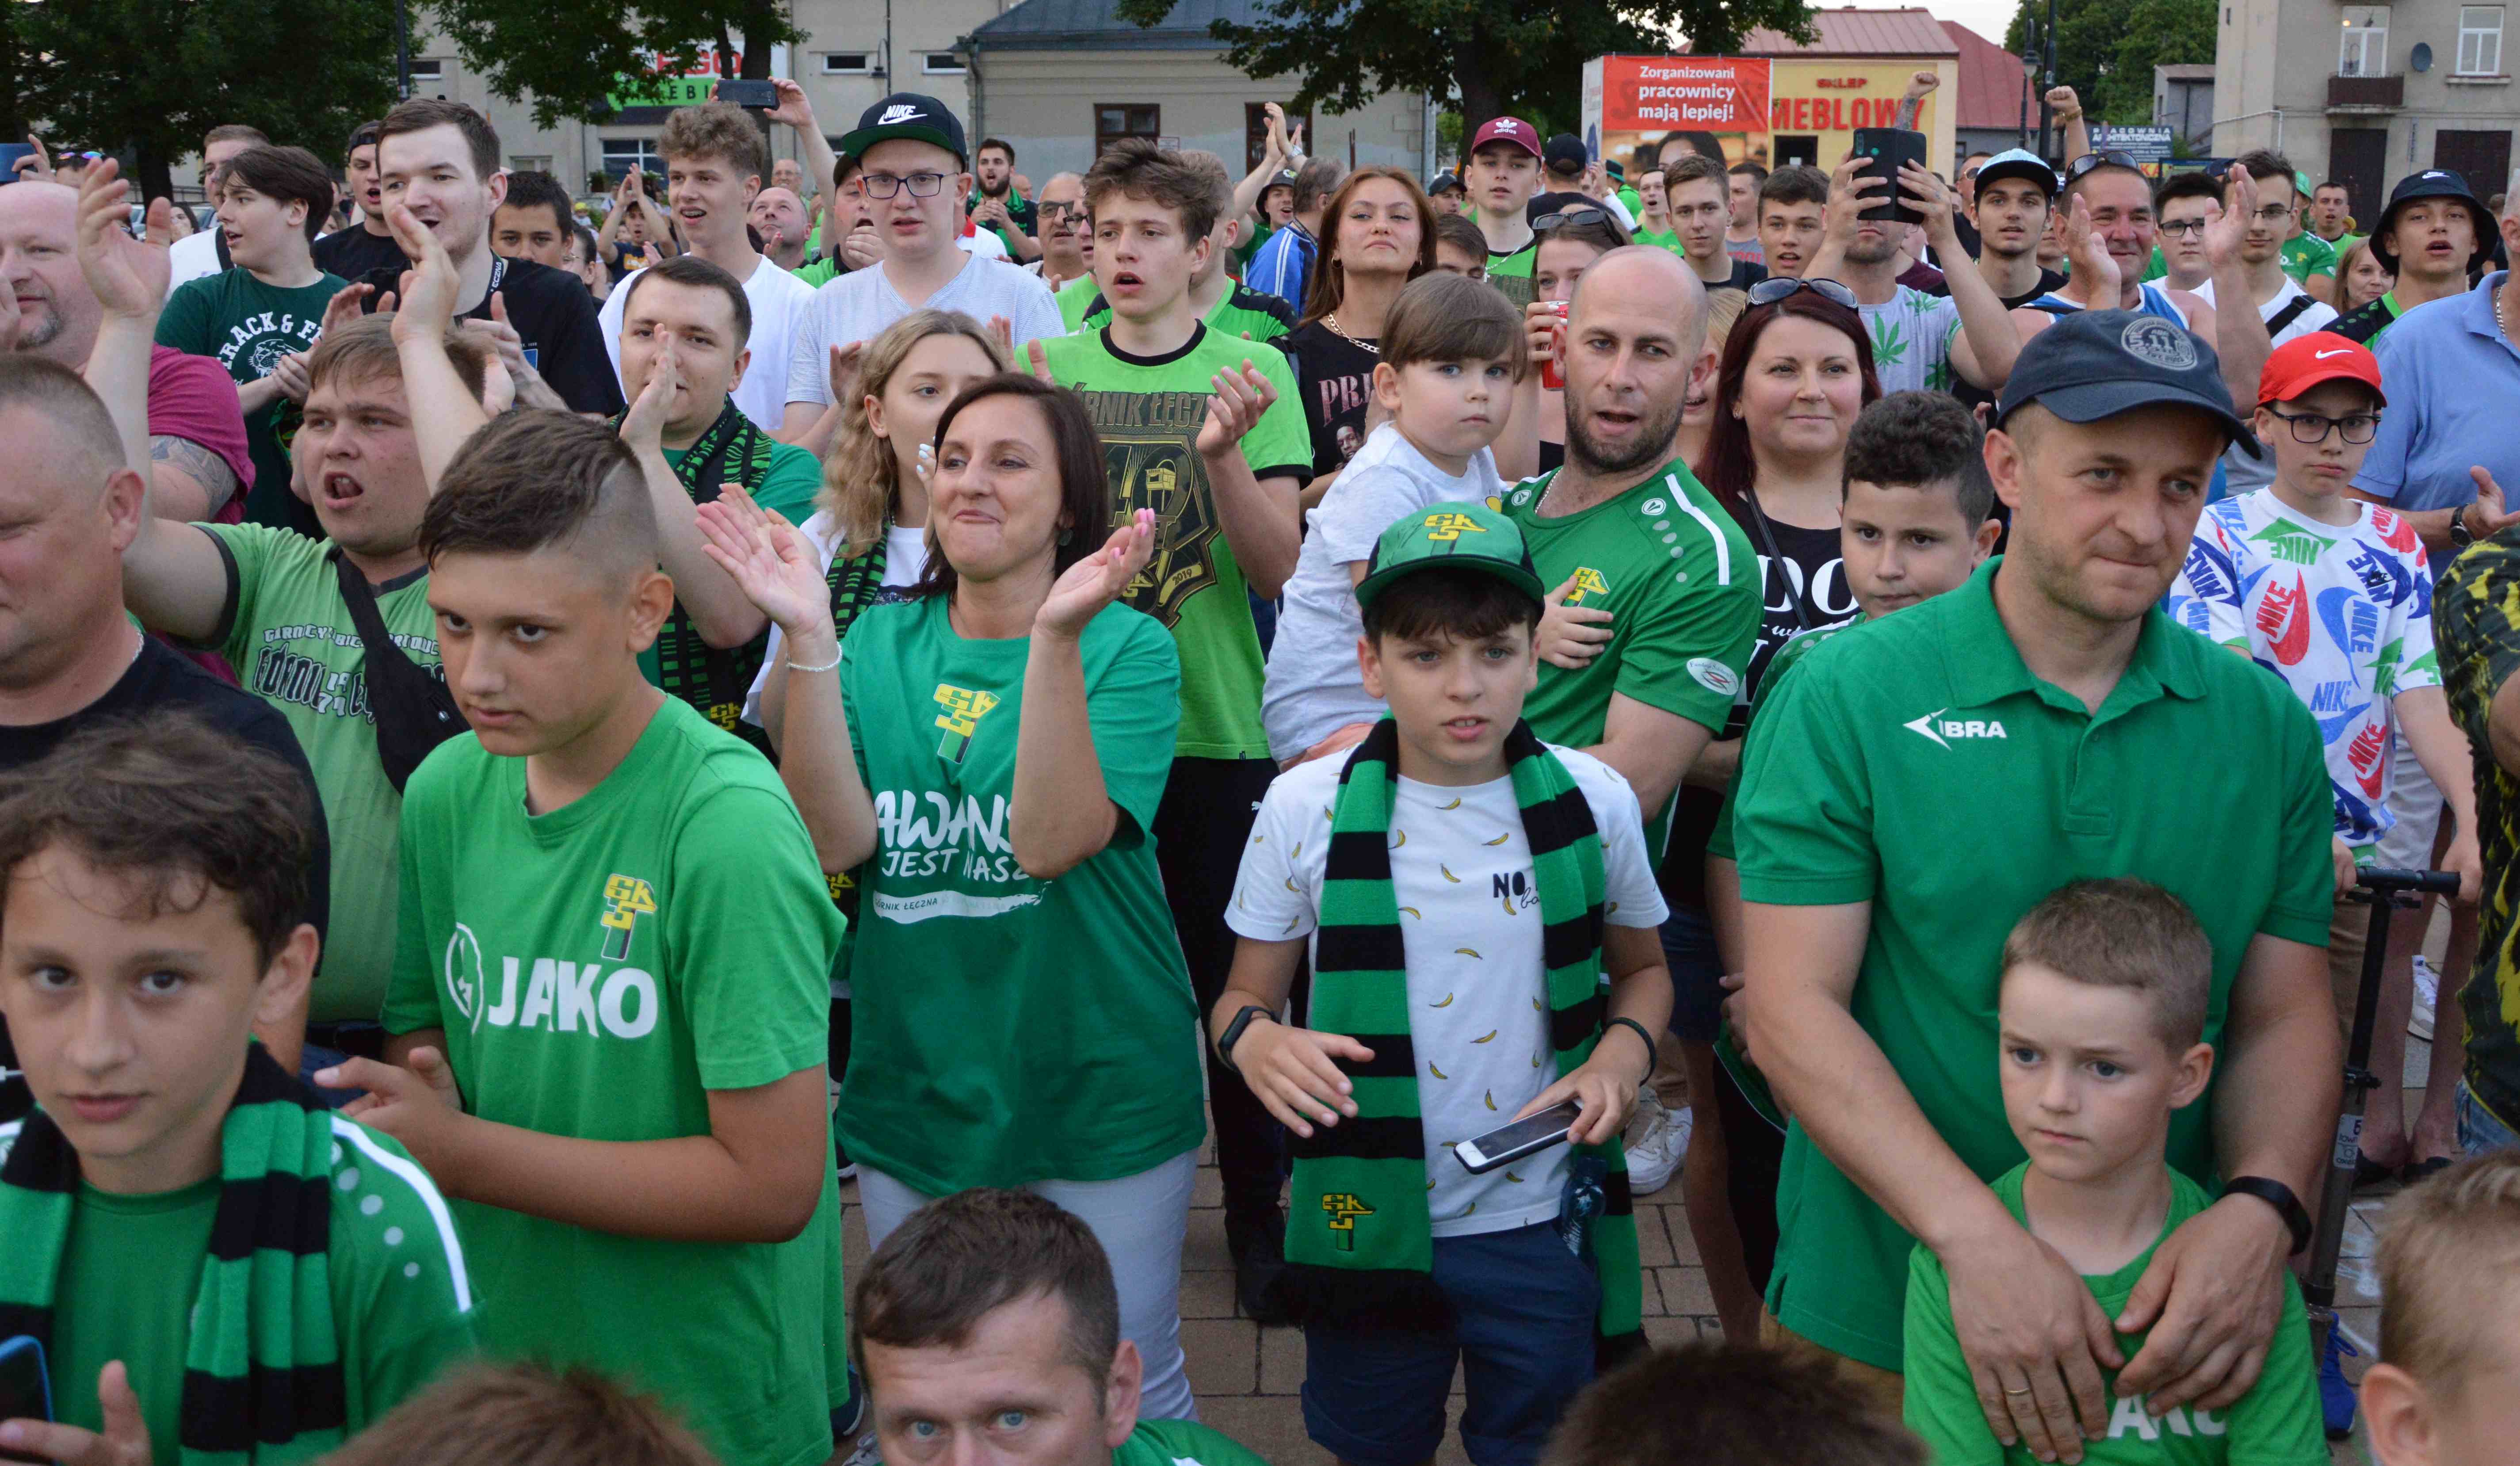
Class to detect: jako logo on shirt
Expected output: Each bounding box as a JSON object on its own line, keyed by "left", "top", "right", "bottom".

{"left": 933, "top": 683, "right": 1002, "bottom": 763}
{"left": 600, "top": 874, "right": 656, "bottom": 960}
{"left": 1902, "top": 708, "right": 2007, "bottom": 748}
{"left": 443, "top": 920, "right": 661, "bottom": 1041}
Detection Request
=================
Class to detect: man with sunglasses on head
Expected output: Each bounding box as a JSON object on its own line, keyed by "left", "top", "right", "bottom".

{"left": 779, "top": 93, "right": 1061, "bottom": 450}
{"left": 1799, "top": 150, "right": 2022, "bottom": 396}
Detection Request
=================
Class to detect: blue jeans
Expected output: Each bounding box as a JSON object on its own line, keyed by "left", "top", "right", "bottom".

{"left": 2459, "top": 1079, "right": 2520, "bottom": 1157}
{"left": 1302, "top": 1222, "right": 1600, "bottom": 1466}
{"left": 1660, "top": 904, "right": 1725, "bottom": 1044}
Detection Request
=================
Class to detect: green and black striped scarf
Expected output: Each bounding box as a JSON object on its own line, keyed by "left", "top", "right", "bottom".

{"left": 0, "top": 1046, "right": 345, "bottom": 1462}
{"left": 818, "top": 527, "right": 890, "bottom": 916}
{"left": 1284, "top": 717, "right": 1643, "bottom": 1361}
{"left": 621, "top": 400, "right": 782, "bottom": 753}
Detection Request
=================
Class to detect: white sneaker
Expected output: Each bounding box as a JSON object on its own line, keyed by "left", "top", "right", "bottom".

{"left": 1623, "top": 1086, "right": 1691, "bottom": 1196}
{"left": 836, "top": 1432, "right": 884, "bottom": 1466}
{"left": 2410, "top": 954, "right": 2440, "bottom": 1043}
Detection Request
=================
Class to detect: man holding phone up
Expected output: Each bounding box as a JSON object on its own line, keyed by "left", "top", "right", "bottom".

{"left": 1213, "top": 501, "right": 1672, "bottom": 1466}
{"left": 1801, "top": 148, "right": 2024, "bottom": 397}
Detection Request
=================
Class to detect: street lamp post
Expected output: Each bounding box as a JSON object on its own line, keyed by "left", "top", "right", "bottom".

{"left": 395, "top": 0, "right": 412, "bottom": 100}
{"left": 2038, "top": 0, "right": 2060, "bottom": 159}
{"left": 2020, "top": 33, "right": 2039, "bottom": 149}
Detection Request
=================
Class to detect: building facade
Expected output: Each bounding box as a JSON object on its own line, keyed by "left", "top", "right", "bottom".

{"left": 2217, "top": 0, "right": 2518, "bottom": 222}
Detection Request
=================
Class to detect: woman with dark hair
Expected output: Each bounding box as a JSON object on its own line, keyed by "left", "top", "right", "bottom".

{"left": 1283, "top": 166, "right": 1437, "bottom": 500}
{"left": 693, "top": 373, "right": 1208, "bottom": 1419}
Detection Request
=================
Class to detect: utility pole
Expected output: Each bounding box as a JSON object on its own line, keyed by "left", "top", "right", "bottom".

{"left": 395, "top": 0, "right": 413, "bottom": 99}
{"left": 2037, "top": 0, "right": 2059, "bottom": 160}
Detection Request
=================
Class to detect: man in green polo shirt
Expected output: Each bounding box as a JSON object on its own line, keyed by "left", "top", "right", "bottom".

{"left": 1496, "top": 244, "right": 1758, "bottom": 849}
{"left": 1733, "top": 309, "right": 2338, "bottom": 1459}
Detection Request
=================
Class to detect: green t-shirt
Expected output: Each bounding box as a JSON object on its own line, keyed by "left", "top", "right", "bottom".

{"left": 2141, "top": 245, "right": 2169, "bottom": 284}
{"left": 1632, "top": 226, "right": 1686, "bottom": 257}
{"left": 1056, "top": 273, "right": 1102, "bottom": 333}
{"left": 195, "top": 523, "right": 435, "bottom": 1023}
{"left": 1730, "top": 556, "right": 2335, "bottom": 1372}
{"left": 1035, "top": 324, "right": 1311, "bottom": 760}
{"left": 1114, "top": 1418, "right": 1273, "bottom": 1466}
{"left": 1496, "top": 459, "right": 1760, "bottom": 848}
{"left": 155, "top": 267, "right": 347, "bottom": 531}
{"left": 835, "top": 594, "right": 1205, "bottom": 1192}
{"left": 1488, "top": 242, "right": 1538, "bottom": 308}
{"left": 1904, "top": 1164, "right": 2326, "bottom": 1466}
{"left": 794, "top": 256, "right": 843, "bottom": 288}
{"left": 2280, "top": 231, "right": 2338, "bottom": 283}
{"left": 38, "top": 1126, "right": 476, "bottom": 1463}
{"left": 1081, "top": 282, "right": 1295, "bottom": 345}
{"left": 381, "top": 697, "right": 848, "bottom": 1466}
{"left": 1235, "top": 225, "right": 1271, "bottom": 274}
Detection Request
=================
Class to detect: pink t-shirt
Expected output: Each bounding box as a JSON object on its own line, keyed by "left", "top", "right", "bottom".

{"left": 149, "top": 344, "right": 253, "bottom": 522}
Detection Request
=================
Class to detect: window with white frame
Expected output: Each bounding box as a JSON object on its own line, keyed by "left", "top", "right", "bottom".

{"left": 821, "top": 52, "right": 873, "bottom": 74}
{"left": 923, "top": 51, "right": 967, "bottom": 74}
{"left": 2340, "top": 7, "right": 2390, "bottom": 74}
{"left": 409, "top": 57, "right": 445, "bottom": 80}
{"left": 2459, "top": 5, "right": 2504, "bottom": 72}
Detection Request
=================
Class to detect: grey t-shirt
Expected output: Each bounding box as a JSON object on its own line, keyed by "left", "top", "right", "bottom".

{"left": 785, "top": 253, "right": 1063, "bottom": 409}
{"left": 1259, "top": 422, "right": 1505, "bottom": 762}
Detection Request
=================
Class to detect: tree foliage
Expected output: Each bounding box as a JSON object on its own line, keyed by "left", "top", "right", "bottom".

{"left": 425, "top": 0, "right": 799, "bottom": 130}
{"left": 1111, "top": 0, "right": 1815, "bottom": 140}
{"left": 2006, "top": 0, "right": 2214, "bottom": 126}
{"left": 15, "top": 0, "right": 398, "bottom": 199}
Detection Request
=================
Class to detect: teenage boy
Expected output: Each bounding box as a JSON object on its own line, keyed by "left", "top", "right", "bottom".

{"left": 338, "top": 406, "right": 850, "bottom": 1466}
{"left": 2190, "top": 153, "right": 2340, "bottom": 492}
{"left": 1217, "top": 501, "right": 1672, "bottom": 1466}
{"left": 1666, "top": 156, "right": 1764, "bottom": 291}
{"left": 2360, "top": 1153, "right": 2520, "bottom": 1466}
{"left": 780, "top": 93, "right": 1061, "bottom": 448}
{"left": 155, "top": 144, "right": 345, "bottom": 532}
{"left": 1970, "top": 150, "right": 2067, "bottom": 309}
{"left": 1466, "top": 118, "right": 1546, "bottom": 305}
{"left": 1542, "top": 1343, "right": 1925, "bottom": 1466}
{"left": 1902, "top": 879, "right": 2328, "bottom": 1464}
{"left": 1080, "top": 153, "right": 1294, "bottom": 345}
{"left": 969, "top": 137, "right": 1040, "bottom": 261}
{"left": 2151, "top": 172, "right": 2226, "bottom": 293}
{"left": 313, "top": 119, "right": 408, "bottom": 282}
{"left": 0, "top": 715, "right": 474, "bottom": 1464}
{"left": 614, "top": 255, "right": 822, "bottom": 750}
{"left": 362, "top": 98, "right": 622, "bottom": 416}
{"left": 490, "top": 169, "right": 576, "bottom": 268}
{"left": 164, "top": 125, "right": 269, "bottom": 293}
{"left": 1756, "top": 167, "right": 1829, "bottom": 280}
{"left": 1249, "top": 157, "right": 1342, "bottom": 314}
{"left": 599, "top": 101, "right": 813, "bottom": 435}
{"left": 1629, "top": 169, "right": 1678, "bottom": 255}
{"left": 2334, "top": 169, "right": 2493, "bottom": 344}
{"left": 1801, "top": 153, "right": 2020, "bottom": 397}
{"left": 855, "top": 1189, "right": 1271, "bottom": 1466}
{"left": 1436, "top": 213, "right": 1490, "bottom": 279}
{"left": 1726, "top": 161, "right": 1768, "bottom": 264}
{"left": 1035, "top": 136, "right": 1312, "bottom": 1322}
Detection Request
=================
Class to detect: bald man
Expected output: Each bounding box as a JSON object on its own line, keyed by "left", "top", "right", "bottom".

{"left": 749, "top": 184, "right": 813, "bottom": 273}
{"left": 0, "top": 181, "right": 252, "bottom": 521}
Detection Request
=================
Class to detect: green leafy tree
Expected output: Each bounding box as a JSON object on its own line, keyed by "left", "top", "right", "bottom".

{"left": 2007, "top": 0, "right": 2212, "bottom": 126}
{"left": 425, "top": 0, "right": 801, "bottom": 131}
{"left": 15, "top": 0, "right": 397, "bottom": 200}
{"left": 1112, "top": 0, "right": 1815, "bottom": 140}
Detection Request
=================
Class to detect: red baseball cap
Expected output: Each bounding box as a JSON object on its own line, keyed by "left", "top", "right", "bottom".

{"left": 1469, "top": 117, "right": 1542, "bottom": 159}
{"left": 2257, "top": 332, "right": 2386, "bottom": 408}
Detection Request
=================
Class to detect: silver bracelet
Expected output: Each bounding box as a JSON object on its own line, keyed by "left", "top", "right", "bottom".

{"left": 785, "top": 650, "right": 842, "bottom": 673}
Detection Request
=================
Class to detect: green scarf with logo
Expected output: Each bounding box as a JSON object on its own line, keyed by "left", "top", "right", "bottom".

{"left": 1283, "top": 716, "right": 1643, "bottom": 1361}
{"left": 0, "top": 1046, "right": 346, "bottom": 1463}
{"left": 615, "top": 400, "right": 780, "bottom": 752}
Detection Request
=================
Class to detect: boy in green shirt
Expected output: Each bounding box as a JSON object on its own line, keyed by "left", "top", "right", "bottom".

{"left": 154, "top": 144, "right": 347, "bottom": 533}
{"left": 1902, "top": 879, "right": 2326, "bottom": 1466}
{"left": 1078, "top": 151, "right": 1295, "bottom": 344}
{"left": 1033, "top": 135, "right": 1312, "bottom": 1321}
{"left": 330, "top": 407, "right": 850, "bottom": 1466}
{"left": 0, "top": 715, "right": 475, "bottom": 1465}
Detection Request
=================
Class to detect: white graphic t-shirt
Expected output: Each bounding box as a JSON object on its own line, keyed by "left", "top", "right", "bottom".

{"left": 1858, "top": 286, "right": 1963, "bottom": 394}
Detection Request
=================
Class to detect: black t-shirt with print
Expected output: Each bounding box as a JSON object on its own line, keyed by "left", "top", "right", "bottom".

{"left": 312, "top": 226, "right": 408, "bottom": 283}
{"left": 360, "top": 255, "right": 624, "bottom": 416}
{"left": 1283, "top": 321, "right": 1382, "bottom": 480}
{"left": 0, "top": 638, "right": 332, "bottom": 1123}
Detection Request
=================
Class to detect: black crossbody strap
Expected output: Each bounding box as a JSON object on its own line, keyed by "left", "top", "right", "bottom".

{"left": 329, "top": 548, "right": 463, "bottom": 792}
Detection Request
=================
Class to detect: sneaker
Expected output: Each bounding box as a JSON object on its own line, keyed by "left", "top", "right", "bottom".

{"left": 1623, "top": 1086, "right": 1691, "bottom": 1196}
{"left": 835, "top": 1430, "right": 884, "bottom": 1466}
{"left": 833, "top": 1130, "right": 858, "bottom": 1183}
{"left": 2318, "top": 1320, "right": 2360, "bottom": 1439}
{"left": 1226, "top": 1206, "right": 1295, "bottom": 1327}
{"left": 2409, "top": 954, "right": 2439, "bottom": 1043}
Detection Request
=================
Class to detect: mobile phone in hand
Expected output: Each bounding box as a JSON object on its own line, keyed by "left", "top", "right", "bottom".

{"left": 716, "top": 79, "right": 779, "bottom": 110}
{"left": 0, "top": 1335, "right": 53, "bottom": 1464}
{"left": 1851, "top": 128, "right": 1928, "bottom": 226}
{"left": 1455, "top": 1100, "right": 1584, "bottom": 1174}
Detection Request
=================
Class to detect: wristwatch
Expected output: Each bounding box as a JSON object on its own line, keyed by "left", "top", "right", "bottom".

{"left": 1215, "top": 1006, "right": 1275, "bottom": 1073}
{"left": 2223, "top": 1176, "right": 2312, "bottom": 1256}
{"left": 2451, "top": 502, "right": 2476, "bottom": 549}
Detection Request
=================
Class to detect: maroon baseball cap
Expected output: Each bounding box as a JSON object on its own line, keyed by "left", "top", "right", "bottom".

{"left": 1470, "top": 117, "right": 1542, "bottom": 159}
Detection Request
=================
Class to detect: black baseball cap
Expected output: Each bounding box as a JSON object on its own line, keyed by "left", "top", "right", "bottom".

{"left": 1996, "top": 309, "right": 2260, "bottom": 456}
{"left": 1429, "top": 171, "right": 1465, "bottom": 195}
{"left": 2369, "top": 168, "right": 2492, "bottom": 269}
{"left": 837, "top": 93, "right": 969, "bottom": 166}
{"left": 1543, "top": 134, "right": 1588, "bottom": 173}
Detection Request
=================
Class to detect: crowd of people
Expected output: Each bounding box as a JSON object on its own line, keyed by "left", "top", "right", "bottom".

{"left": 0, "top": 63, "right": 2517, "bottom": 1466}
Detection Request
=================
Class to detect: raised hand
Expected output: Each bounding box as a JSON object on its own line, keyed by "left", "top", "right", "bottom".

{"left": 621, "top": 337, "right": 681, "bottom": 454}
{"left": 2043, "top": 85, "right": 2082, "bottom": 123}
{"left": 319, "top": 1050, "right": 467, "bottom": 1170}
{"left": 382, "top": 203, "right": 460, "bottom": 341}
{"left": 840, "top": 221, "right": 883, "bottom": 270}
{"left": 1026, "top": 337, "right": 1057, "bottom": 384}
{"left": 2206, "top": 167, "right": 2256, "bottom": 271}
{"left": 829, "top": 339, "right": 866, "bottom": 407}
{"left": 2466, "top": 467, "right": 2520, "bottom": 539}
{"left": 762, "top": 77, "right": 820, "bottom": 134}
{"left": 2062, "top": 193, "right": 2120, "bottom": 305}
{"left": 696, "top": 485, "right": 833, "bottom": 637}
{"left": 1195, "top": 361, "right": 1278, "bottom": 458}
{"left": 12, "top": 134, "right": 53, "bottom": 184}
{"left": 1900, "top": 159, "right": 1959, "bottom": 247}
{"left": 988, "top": 313, "right": 1016, "bottom": 362}
{"left": 1037, "top": 507, "right": 1155, "bottom": 639}
{"left": 1821, "top": 153, "right": 1880, "bottom": 245}
{"left": 143, "top": 196, "right": 178, "bottom": 246}
{"left": 1906, "top": 68, "right": 1943, "bottom": 99}
{"left": 73, "top": 159, "right": 168, "bottom": 321}
{"left": 319, "top": 279, "right": 376, "bottom": 338}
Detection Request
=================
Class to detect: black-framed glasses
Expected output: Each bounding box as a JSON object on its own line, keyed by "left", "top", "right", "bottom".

{"left": 2064, "top": 150, "right": 2141, "bottom": 181}
{"left": 2159, "top": 218, "right": 2211, "bottom": 238}
{"left": 861, "top": 171, "right": 949, "bottom": 199}
{"left": 2261, "top": 407, "right": 2381, "bottom": 444}
{"left": 1747, "top": 276, "right": 1859, "bottom": 310}
{"left": 1534, "top": 207, "right": 1611, "bottom": 231}
{"left": 1039, "top": 200, "right": 1086, "bottom": 221}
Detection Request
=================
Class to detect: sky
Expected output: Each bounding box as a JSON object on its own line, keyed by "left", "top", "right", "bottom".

{"left": 1842, "top": 0, "right": 2024, "bottom": 49}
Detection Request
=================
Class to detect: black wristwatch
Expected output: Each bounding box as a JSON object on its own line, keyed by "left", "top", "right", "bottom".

{"left": 2223, "top": 1176, "right": 2312, "bottom": 1256}
{"left": 1216, "top": 1006, "right": 1275, "bottom": 1072}
{"left": 2451, "top": 502, "right": 2477, "bottom": 549}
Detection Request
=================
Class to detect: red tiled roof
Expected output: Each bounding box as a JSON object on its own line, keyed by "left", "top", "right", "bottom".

{"left": 1942, "top": 20, "right": 2030, "bottom": 130}
{"left": 1737, "top": 8, "right": 1960, "bottom": 57}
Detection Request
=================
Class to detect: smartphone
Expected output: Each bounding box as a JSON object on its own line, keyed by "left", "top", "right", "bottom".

{"left": 715, "top": 79, "right": 779, "bottom": 111}
{"left": 1850, "top": 128, "right": 1928, "bottom": 225}
{"left": 0, "top": 1335, "right": 53, "bottom": 1464}
{"left": 1454, "top": 1100, "right": 1584, "bottom": 1175}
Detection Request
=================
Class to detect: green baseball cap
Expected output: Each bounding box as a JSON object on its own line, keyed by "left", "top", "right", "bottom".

{"left": 1353, "top": 502, "right": 1546, "bottom": 611}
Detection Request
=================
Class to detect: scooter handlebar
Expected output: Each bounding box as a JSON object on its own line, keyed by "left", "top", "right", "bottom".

{"left": 2354, "top": 865, "right": 2462, "bottom": 896}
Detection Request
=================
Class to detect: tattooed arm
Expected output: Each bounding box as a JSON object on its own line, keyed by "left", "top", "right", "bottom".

{"left": 147, "top": 434, "right": 240, "bottom": 522}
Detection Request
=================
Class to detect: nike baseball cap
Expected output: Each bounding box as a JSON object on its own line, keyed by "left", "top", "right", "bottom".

{"left": 837, "top": 93, "right": 969, "bottom": 166}
{"left": 1997, "top": 309, "right": 2260, "bottom": 455}
{"left": 2257, "top": 331, "right": 2386, "bottom": 408}
{"left": 1470, "top": 117, "right": 1542, "bottom": 159}
{"left": 1354, "top": 502, "right": 1546, "bottom": 613}
{"left": 1970, "top": 148, "right": 2058, "bottom": 202}
{"left": 2368, "top": 168, "right": 2490, "bottom": 269}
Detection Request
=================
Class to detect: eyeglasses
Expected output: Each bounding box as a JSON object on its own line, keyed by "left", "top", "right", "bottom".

{"left": 1534, "top": 207, "right": 1611, "bottom": 231}
{"left": 2064, "top": 151, "right": 2142, "bottom": 181}
{"left": 1039, "top": 201, "right": 1086, "bottom": 221}
{"left": 2261, "top": 407, "right": 2381, "bottom": 444}
{"left": 2248, "top": 204, "right": 2296, "bottom": 225}
{"left": 2159, "top": 219, "right": 2211, "bottom": 237}
{"left": 1747, "top": 276, "right": 1860, "bottom": 310}
{"left": 860, "top": 171, "right": 949, "bottom": 199}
